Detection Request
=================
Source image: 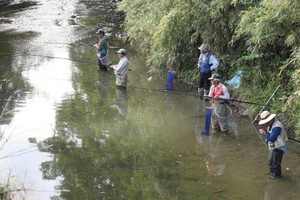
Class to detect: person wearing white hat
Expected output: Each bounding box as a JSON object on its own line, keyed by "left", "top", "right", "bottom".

{"left": 259, "top": 111, "right": 288, "bottom": 179}
{"left": 197, "top": 44, "right": 219, "bottom": 97}
{"left": 205, "top": 74, "right": 230, "bottom": 133}
{"left": 109, "top": 49, "right": 129, "bottom": 87}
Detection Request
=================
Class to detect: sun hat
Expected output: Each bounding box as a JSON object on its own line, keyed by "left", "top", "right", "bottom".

{"left": 258, "top": 111, "right": 276, "bottom": 125}
{"left": 96, "top": 29, "right": 105, "bottom": 34}
{"left": 198, "top": 44, "right": 209, "bottom": 52}
{"left": 208, "top": 74, "right": 221, "bottom": 81}
{"left": 116, "top": 48, "right": 126, "bottom": 54}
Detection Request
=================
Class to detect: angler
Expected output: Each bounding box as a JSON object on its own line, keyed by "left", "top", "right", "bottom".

{"left": 204, "top": 74, "right": 230, "bottom": 133}
{"left": 93, "top": 28, "right": 109, "bottom": 71}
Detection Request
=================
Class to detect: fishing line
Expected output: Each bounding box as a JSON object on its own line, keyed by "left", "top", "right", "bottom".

{"left": 0, "top": 145, "right": 53, "bottom": 160}
{"left": 251, "top": 123, "right": 269, "bottom": 149}
{"left": 0, "top": 53, "right": 98, "bottom": 65}
{"left": 0, "top": 40, "right": 121, "bottom": 49}
{"left": 0, "top": 40, "right": 92, "bottom": 46}
{"left": 252, "top": 85, "right": 280, "bottom": 124}
{"left": 0, "top": 53, "right": 272, "bottom": 107}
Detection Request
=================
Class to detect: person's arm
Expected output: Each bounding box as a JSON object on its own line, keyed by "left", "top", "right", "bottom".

{"left": 97, "top": 39, "right": 104, "bottom": 51}
{"left": 198, "top": 54, "right": 202, "bottom": 71}
{"left": 209, "top": 54, "right": 219, "bottom": 71}
{"left": 108, "top": 64, "right": 117, "bottom": 70}
{"left": 204, "top": 86, "right": 212, "bottom": 98}
{"left": 265, "top": 127, "right": 281, "bottom": 142}
{"left": 114, "top": 59, "right": 128, "bottom": 73}
{"left": 219, "top": 85, "right": 230, "bottom": 100}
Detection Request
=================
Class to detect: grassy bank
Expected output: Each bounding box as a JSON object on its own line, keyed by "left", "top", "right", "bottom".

{"left": 117, "top": 0, "right": 300, "bottom": 139}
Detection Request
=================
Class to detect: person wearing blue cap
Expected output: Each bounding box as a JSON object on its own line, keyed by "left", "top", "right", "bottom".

{"left": 93, "top": 29, "right": 109, "bottom": 70}
{"left": 197, "top": 44, "right": 219, "bottom": 97}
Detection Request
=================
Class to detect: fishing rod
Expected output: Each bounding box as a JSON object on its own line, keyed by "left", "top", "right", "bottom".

{"left": 252, "top": 85, "right": 280, "bottom": 124}
{"left": 288, "top": 137, "right": 300, "bottom": 143}
{"left": 0, "top": 53, "right": 271, "bottom": 107}
{"left": 0, "top": 53, "right": 98, "bottom": 65}
{"left": 0, "top": 40, "right": 121, "bottom": 48}
{"left": 203, "top": 96, "right": 272, "bottom": 107}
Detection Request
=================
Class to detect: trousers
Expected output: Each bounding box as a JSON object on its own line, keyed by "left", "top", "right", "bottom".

{"left": 211, "top": 103, "right": 228, "bottom": 131}
{"left": 198, "top": 71, "right": 212, "bottom": 90}
{"left": 268, "top": 149, "right": 283, "bottom": 176}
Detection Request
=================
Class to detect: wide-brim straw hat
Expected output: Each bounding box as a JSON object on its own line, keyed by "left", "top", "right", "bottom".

{"left": 258, "top": 111, "right": 276, "bottom": 125}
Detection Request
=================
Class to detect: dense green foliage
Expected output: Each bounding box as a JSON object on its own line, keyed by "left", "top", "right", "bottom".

{"left": 118, "top": 0, "right": 300, "bottom": 138}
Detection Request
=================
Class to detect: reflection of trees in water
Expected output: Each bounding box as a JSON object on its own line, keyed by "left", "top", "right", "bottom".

{"left": 39, "top": 87, "right": 183, "bottom": 199}
{"left": 0, "top": 0, "right": 11, "bottom": 7}
{"left": 0, "top": 0, "right": 37, "bottom": 14}
{"left": 0, "top": 32, "right": 31, "bottom": 125}
{"left": 96, "top": 70, "right": 109, "bottom": 108}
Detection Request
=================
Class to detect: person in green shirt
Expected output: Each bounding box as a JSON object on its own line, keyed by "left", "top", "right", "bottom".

{"left": 93, "top": 29, "right": 108, "bottom": 70}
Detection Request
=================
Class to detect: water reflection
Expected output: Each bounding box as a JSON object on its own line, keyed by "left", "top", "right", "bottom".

{"left": 263, "top": 177, "right": 300, "bottom": 200}
{"left": 166, "top": 92, "right": 174, "bottom": 105}
{"left": 195, "top": 128, "right": 226, "bottom": 176}
{"left": 0, "top": 35, "right": 28, "bottom": 125}
{"left": 110, "top": 87, "right": 128, "bottom": 122}
{"left": 96, "top": 70, "right": 109, "bottom": 108}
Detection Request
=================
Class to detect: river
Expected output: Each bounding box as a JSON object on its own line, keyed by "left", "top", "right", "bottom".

{"left": 0, "top": 0, "right": 299, "bottom": 199}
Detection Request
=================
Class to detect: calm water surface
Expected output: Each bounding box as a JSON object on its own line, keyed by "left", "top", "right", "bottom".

{"left": 0, "top": 0, "right": 299, "bottom": 199}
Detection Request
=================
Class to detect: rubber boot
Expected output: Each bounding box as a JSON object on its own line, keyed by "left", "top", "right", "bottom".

{"left": 198, "top": 88, "right": 204, "bottom": 98}
{"left": 204, "top": 90, "right": 209, "bottom": 96}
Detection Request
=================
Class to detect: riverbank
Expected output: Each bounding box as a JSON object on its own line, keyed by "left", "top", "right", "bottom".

{"left": 117, "top": 0, "right": 300, "bottom": 139}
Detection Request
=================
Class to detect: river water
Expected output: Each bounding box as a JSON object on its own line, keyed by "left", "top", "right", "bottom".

{"left": 0, "top": 0, "right": 299, "bottom": 199}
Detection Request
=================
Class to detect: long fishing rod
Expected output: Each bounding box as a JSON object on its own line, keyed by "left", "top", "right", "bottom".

{"left": 252, "top": 85, "right": 280, "bottom": 124}
{"left": 203, "top": 96, "right": 272, "bottom": 107}
{"left": 248, "top": 85, "right": 299, "bottom": 145}
{"left": 0, "top": 53, "right": 271, "bottom": 107}
{"left": 0, "top": 40, "right": 120, "bottom": 48}
{"left": 288, "top": 137, "right": 300, "bottom": 143}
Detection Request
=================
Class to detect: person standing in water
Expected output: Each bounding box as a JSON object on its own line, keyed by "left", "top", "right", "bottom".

{"left": 259, "top": 111, "right": 288, "bottom": 179}
{"left": 93, "top": 29, "right": 109, "bottom": 71}
{"left": 109, "top": 49, "right": 129, "bottom": 87}
{"left": 205, "top": 74, "right": 230, "bottom": 133}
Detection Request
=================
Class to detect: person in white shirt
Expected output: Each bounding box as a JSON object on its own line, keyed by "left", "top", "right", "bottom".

{"left": 109, "top": 49, "right": 129, "bottom": 87}
{"left": 205, "top": 74, "right": 230, "bottom": 133}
